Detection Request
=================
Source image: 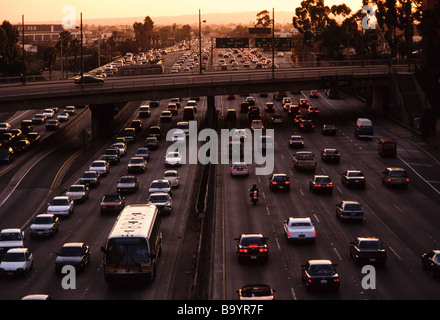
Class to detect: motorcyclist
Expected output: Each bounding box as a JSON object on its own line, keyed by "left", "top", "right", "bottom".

{"left": 249, "top": 184, "right": 259, "bottom": 197}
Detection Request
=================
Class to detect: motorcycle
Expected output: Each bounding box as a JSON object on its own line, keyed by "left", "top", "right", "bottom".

{"left": 250, "top": 190, "right": 259, "bottom": 205}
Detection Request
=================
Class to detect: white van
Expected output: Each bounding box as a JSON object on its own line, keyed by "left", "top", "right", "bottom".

{"left": 354, "top": 118, "right": 373, "bottom": 139}
{"left": 0, "top": 228, "right": 25, "bottom": 258}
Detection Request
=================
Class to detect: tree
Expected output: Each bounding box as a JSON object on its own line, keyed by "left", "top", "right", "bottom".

{"left": 56, "top": 30, "right": 72, "bottom": 77}
{"left": 0, "top": 20, "right": 22, "bottom": 76}
{"left": 70, "top": 38, "right": 81, "bottom": 73}
{"left": 255, "top": 10, "right": 271, "bottom": 28}
{"left": 133, "top": 16, "right": 155, "bottom": 51}
{"left": 42, "top": 46, "right": 57, "bottom": 80}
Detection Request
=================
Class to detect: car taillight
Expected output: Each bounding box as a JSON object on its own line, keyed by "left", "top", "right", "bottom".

{"left": 259, "top": 248, "right": 268, "bottom": 252}
{"left": 406, "top": 178, "right": 409, "bottom": 182}
{"left": 287, "top": 232, "right": 291, "bottom": 237}
{"left": 315, "top": 184, "right": 322, "bottom": 187}
{"left": 326, "top": 184, "right": 333, "bottom": 187}
{"left": 313, "top": 231, "right": 316, "bottom": 237}
{"left": 239, "top": 248, "right": 248, "bottom": 253}
{"left": 249, "top": 244, "right": 258, "bottom": 248}
{"left": 272, "top": 181, "right": 277, "bottom": 185}
{"left": 285, "top": 181, "right": 290, "bottom": 184}
{"left": 333, "top": 278, "right": 340, "bottom": 283}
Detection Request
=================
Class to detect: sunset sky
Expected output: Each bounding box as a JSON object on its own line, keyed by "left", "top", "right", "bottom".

{"left": 2, "top": 0, "right": 363, "bottom": 24}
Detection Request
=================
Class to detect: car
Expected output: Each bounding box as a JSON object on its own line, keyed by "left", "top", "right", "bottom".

{"left": 0, "top": 147, "right": 14, "bottom": 163}
{"left": 248, "top": 106, "right": 261, "bottom": 122}
{"left": 79, "top": 170, "right": 100, "bottom": 188}
{"left": 160, "top": 110, "right": 173, "bottom": 122}
{"left": 287, "top": 104, "right": 301, "bottom": 117}
{"left": 74, "top": 74, "right": 105, "bottom": 84}
{"left": 326, "top": 89, "right": 340, "bottom": 99}
{"left": 321, "top": 148, "right": 340, "bottom": 163}
{"left": 0, "top": 132, "right": 14, "bottom": 146}
{"left": 170, "top": 97, "right": 181, "bottom": 108}
{"left": 225, "top": 109, "right": 237, "bottom": 121}
{"left": 134, "top": 147, "right": 150, "bottom": 161}
{"left": 29, "top": 214, "right": 59, "bottom": 238}
{"left": 245, "top": 96, "right": 256, "bottom": 106}
{"left": 63, "top": 106, "right": 76, "bottom": 115}
{"left": 282, "top": 97, "right": 292, "bottom": 105}
{"left": 235, "top": 233, "right": 269, "bottom": 263}
{"left": 167, "top": 103, "right": 178, "bottom": 116}
{"left": 176, "top": 121, "right": 190, "bottom": 136}
{"left": 250, "top": 119, "right": 264, "bottom": 130}
{"left": 89, "top": 160, "right": 110, "bottom": 177}
{"left": 310, "top": 175, "right": 333, "bottom": 193}
{"left": 264, "top": 102, "right": 275, "bottom": 112}
{"left": 299, "top": 119, "right": 314, "bottom": 132}
{"left": 289, "top": 135, "right": 304, "bottom": 148}
{"left": 148, "top": 179, "right": 172, "bottom": 194}
{"left": 164, "top": 170, "right": 180, "bottom": 188}
{"left": 336, "top": 200, "right": 364, "bottom": 222}
{"left": 111, "top": 142, "right": 127, "bottom": 157}
{"left": 298, "top": 98, "right": 310, "bottom": 108}
{"left": 240, "top": 101, "right": 250, "bottom": 113}
{"left": 20, "top": 120, "right": 33, "bottom": 134}
{"left": 165, "top": 151, "right": 183, "bottom": 167}
{"left": 144, "top": 137, "right": 159, "bottom": 150}
{"left": 54, "top": 242, "right": 90, "bottom": 274}
{"left": 147, "top": 192, "right": 172, "bottom": 215}
{"left": 292, "top": 151, "right": 317, "bottom": 171}
{"left": 237, "top": 284, "right": 275, "bottom": 300}
{"left": 26, "top": 132, "right": 41, "bottom": 145}
{"left": 21, "top": 294, "right": 52, "bottom": 300}
{"left": 57, "top": 112, "right": 70, "bottom": 122}
{"left": 100, "top": 194, "right": 125, "bottom": 214}
{"left": 349, "top": 237, "right": 387, "bottom": 266}
{"left": 382, "top": 167, "right": 409, "bottom": 188}
{"left": 65, "top": 184, "right": 89, "bottom": 203}
{"left": 301, "top": 259, "right": 340, "bottom": 291}
{"left": 322, "top": 124, "right": 336, "bottom": 136}
{"left": 148, "top": 126, "right": 162, "bottom": 139}
{"left": 42, "top": 108, "right": 55, "bottom": 118}
{"left": 138, "top": 105, "right": 151, "bottom": 118}
{"left": 129, "top": 119, "right": 143, "bottom": 132}
{"left": 0, "top": 248, "right": 33, "bottom": 278}
{"left": 120, "top": 127, "right": 136, "bottom": 143}
{"left": 32, "top": 113, "right": 46, "bottom": 125}
{"left": 294, "top": 114, "right": 305, "bottom": 125}
{"left": 421, "top": 250, "right": 440, "bottom": 279}
{"left": 270, "top": 114, "right": 284, "bottom": 125}
{"left": 13, "top": 139, "right": 31, "bottom": 153}
{"left": 309, "top": 90, "right": 320, "bottom": 98}
{"left": 47, "top": 196, "right": 74, "bottom": 217}
{"left": 116, "top": 175, "right": 139, "bottom": 193}
{"left": 269, "top": 173, "right": 290, "bottom": 192}
{"left": 101, "top": 147, "right": 120, "bottom": 165}
{"left": 0, "top": 122, "right": 11, "bottom": 131}
{"left": 230, "top": 162, "right": 249, "bottom": 177}
{"left": 0, "top": 228, "right": 25, "bottom": 258}
{"left": 127, "top": 156, "right": 147, "bottom": 173}
{"left": 341, "top": 170, "right": 366, "bottom": 188}
{"left": 307, "top": 106, "right": 320, "bottom": 116}
{"left": 283, "top": 217, "right": 316, "bottom": 242}
{"left": 378, "top": 138, "right": 397, "bottom": 157}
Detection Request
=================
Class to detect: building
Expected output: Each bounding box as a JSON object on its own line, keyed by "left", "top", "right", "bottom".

{"left": 14, "top": 24, "right": 83, "bottom": 44}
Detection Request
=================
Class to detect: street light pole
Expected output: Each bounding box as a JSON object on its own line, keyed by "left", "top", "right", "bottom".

{"left": 80, "top": 12, "right": 84, "bottom": 79}
{"left": 272, "top": 8, "right": 275, "bottom": 79}
{"left": 199, "top": 9, "right": 202, "bottom": 75}
{"left": 22, "top": 15, "right": 26, "bottom": 85}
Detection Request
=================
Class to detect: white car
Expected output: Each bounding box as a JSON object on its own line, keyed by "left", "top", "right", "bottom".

{"left": 148, "top": 192, "right": 172, "bottom": 215}
{"left": 57, "top": 112, "right": 69, "bottom": 122}
{"left": 164, "top": 170, "right": 180, "bottom": 188}
{"left": 0, "top": 228, "right": 25, "bottom": 257}
{"left": 89, "top": 160, "right": 110, "bottom": 177}
{"left": 47, "top": 196, "right": 74, "bottom": 217}
{"left": 111, "top": 143, "right": 127, "bottom": 157}
{"left": 65, "top": 184, "right": 89, "bottom": 203}
{"left": 250, "top": 119, "right": 264, "bottom": 130}
{"left": 0, "top": 248, "right": 33, "bottom": 277}
{"left": 29, "top": 214, "right": 59, "bottom": 237}
{"left": 42, "top": 108, "right": 55, "bottom": 118}
{"left": 148, "top": 179, "right": 172, "bottom": 194}
{"left": 165, "top": 151, "right": 183, "bottom": 167}
{"left": 283, "top": 217, "right": 316, "bottom": 242}
{"left": 230, "top": 162, "right": 249, "bottom": 177}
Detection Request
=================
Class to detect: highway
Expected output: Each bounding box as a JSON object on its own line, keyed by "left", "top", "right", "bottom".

{"left": 0, "top": 48, "right": 439, "bottom": 301}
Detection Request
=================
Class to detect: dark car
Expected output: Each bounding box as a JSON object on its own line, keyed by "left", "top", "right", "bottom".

{"left": 378, "top": 138, "right": 397, "bottom": 157}
{"left": 301, "top": 259, "right": 340, "bottom": 291}
{"left": 129, "top": 119, "right": 143, "bottom": 132}
{"left": 0, "top": 148, "right": 14, "bottom": 163}
{"left": 310, "top": 175, "right": 333, "bottom": 193}
{"left": 240, "top": 101, "right": 250, "bottom": 113}
{"left": 26, "top": 132, "right": 41, "bottom": 146}
{"left": 54, "top": 242, "right": 90, "bottom": 273}
{"left": 148, "top": 126, "right": 161, "bottom": 139}
{"left": 421, "top": 250, "right": 440, "bottom": 279}
{"left": 294, "top": 114, "right": 305, "bottom": 126}
{"left": 20, "top": 120, "right": 33, "bottom": 134}
{"left": 160, "top": 110, "right": 173, "bottom": 122}
{"left": 248, "top": 106, "right": 261, "bottom": 122}
{"left": 321, "top": 148, "right": 340, "bottom": 163}
{"left": 127, "top": 156, "right": 147, "bottom": 173}
{"left": 269, "top": 173, "right": 290, "bottom": 192}
{"left": 336, "top": 200, "right": 364, "bottom": 222}
{"left": 349, "top": 237, "right": 387, "bottom": 266}
{"left": 13, "top": 139, "right": 31, "bottom": 153}
{"left": 144, "top": 137, "right": 159, "bottom": 150}
{"left": 298, "top": 98, "right": 310, "bottom": 108}
{"left": 166, "top": 103, "right": 178, "bottom": 116}
{"left": 299, "top": 119, "right": 314, "bottom": 132}
{"left": 45, "top": 119, "right": 60, "bottom": 131}
{"left": 341, "top": 170, "right": 366, "bottom": 188}
{"left": 322, "top": 124, "right": 336, "bottom": 136}
{"left": 309, "top": 90, "right": 320, "bottom": 98}
{"left": 79, "top": 171, "right": 100, "bottom": 188}
{"left": 225, "top": 109, "right": 237, "bottom": 121}
{"left": 326, "top": 89, "right": 340, "bottom": 99}
{"left": 100, "top": 194, "right": 125, "bottom": 214}
{"left": 289, "top": 135, "right": 304, "bottom": 149}
{"left": 307, "top": 106, "right": 320, "bottom": 117}
{"left": 101, "top": 148, "right": 120, "bottom": 165}
{"left": 235, "top": 233, "right": 269, "bottom": 263}
{"left": 74, "top": 74, "right": 104, "bottom": 84}
{"left": 288, "top": 104, "right": 301, "bottom": 117}
{"left": 264, "top": 102, "right": 275, "bottom": 112}
{"left": 382, "top": 167, "right": 409, "bottom": 189}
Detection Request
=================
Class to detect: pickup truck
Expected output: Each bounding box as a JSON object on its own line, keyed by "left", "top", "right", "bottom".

{"left": 292, "top": 151, "right": 317, "bottom": 171}
{"left": 0, "top": 228, "right": 25, "bottom": 258}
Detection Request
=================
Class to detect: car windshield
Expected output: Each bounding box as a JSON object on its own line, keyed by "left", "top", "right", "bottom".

{"left": 297, "top": 153, "right": 313, "bottom": 160}
{"left": 2, "top": 252, "right": 25, "bottom": 262}
{"left": 102, "top": 195, "right": 121, "bottom": 202}
{"left": 344, "top": 203, "right": 362, "bottom": 210}
{"left": 274, "top": 175, "right": 288, "bottom": 181}
{"left": 59, "top": 246, "right": 84, "bottom": 256}
{"left": 34, "top": 216, "right": 53, "bottom": 224}
{"left": 119, "top": 177, "right": 135, "bottom": 183}
{"left": 240, "top": 236, "right": 264, "bottom": 246}
{"left": 91, "top": 162, "right": 105, "bottom": 167}
{"left": 0, "top": 233, "right": 21, "bottom": 241}
{"left": 358, "top": 241, "right": 382, "bottom": 250}
{"left": 151, "top": 181, "right": 169, "bottom": 188}
{"left": 164, "top": 172, "right": 177, "bottom": 178}
{"left": 291, "top": 222, "right": 311, "bottom": 227}
{"left": 129, "top": 158, "right": 143, "bottom": 164}
{"left": 167, "top": 152, "right": 180, "bottom": 158}
{"left": 325, "top": 150, "right": 338, "bottom": 154}
{"left": 68, "top": 186, "right": 84, "bottom": 192}
{"left": 83, "top": 172, "right": 96, "bottom": 178}
{"left": 50, "top": 199, "right": 68, "bottom": 205}
{"left": 145, "top": 138, "right": 156, "bottom": 143}
{"left": 309, "top": 264, "right": 335, "bottom": 276}
{"left": 149, "top": 195, "right": 170, "bottom": 202}
{"left": 241, "top": 286, "right": 271, "bottom": 297}
{"left": 315, "top": 177, "right": 331, "bottom": 183}
{"left": 390, "top": 171, "right": 407, "bottom": 177}
{"left": 348, "top": 171, "right": 363, "bottom": 177}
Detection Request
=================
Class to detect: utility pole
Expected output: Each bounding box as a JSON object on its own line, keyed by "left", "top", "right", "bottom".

{"left": 272, "top": 8, "right": 275, "bottom": 79}
{"left": 199, "top": 9, "right": 202, "bottom": 75}
{"left": 22, "top": 15, "right": 26, "bottom": 85}
{"left": 80, "top": 12, "right": 84, "bottom": 79}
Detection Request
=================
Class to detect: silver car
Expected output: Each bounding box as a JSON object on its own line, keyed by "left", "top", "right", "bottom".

{"left": 65, "top": 184, "right": 89, "bottom": 203}
{"left": 164, "top": 170, "right": 180, "bottom": 188}
{"left": 29, "top": 214, "right": 59, "bottom": 237}
{"left": 47, "top": 196, "right": 74, "bottom": 217}
{"left": 89, "top": 160, "right": 110, "bottom": 177}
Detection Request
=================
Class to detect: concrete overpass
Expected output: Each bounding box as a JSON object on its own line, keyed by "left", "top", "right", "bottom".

{"left": 0, "top": 64, "right": 413, "bottom": 136}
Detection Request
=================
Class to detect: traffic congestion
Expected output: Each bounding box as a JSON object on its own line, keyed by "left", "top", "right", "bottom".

{"left": 0, "top": 47, "right": 439, "bottom": 301}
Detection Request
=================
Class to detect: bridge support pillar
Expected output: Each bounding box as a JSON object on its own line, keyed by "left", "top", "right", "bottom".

{"left": 206, "top": 96, "right": 217, "bottom": 128}
{"left": 368, "top": 86, "right": 390, "bottom": 116}
{"left": 89, "top": 103, "right": 116, "bottom": 138}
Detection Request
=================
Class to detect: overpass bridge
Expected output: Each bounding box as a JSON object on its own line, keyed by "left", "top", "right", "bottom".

{"left": 0, "top": 64, "right": 413, "bottom": 136}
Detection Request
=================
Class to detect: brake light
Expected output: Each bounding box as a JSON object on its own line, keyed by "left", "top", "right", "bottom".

{"left": 243, "top": 168, "right": 248, "bottom": 171}
{"left": 287, "top": 232, "right": 291, "bottom": 237}
{"left": 406, "top": 178, "right": 409, "bottom": 182}
{"left": 259, "top": 248, "right": 268, "bottom": 252}
{"left": 272, "top": 181, "right": 277, "bottom": 185}
{"left": 315, "top": 184, "right": 322, "bottom": 187}
{"left": 313, "top": 231, "right": 316, "bottom": 237}
{"left": 239, "top": 248, "right": 248, "bottom": 253}
{"left": 285, "top": 181, "right": 290, "bottom": 184}
{"left": 326, "top": 184, "right": 333, "bottom": 187}
{"left": 333, "top": 278, "right": 340, "bottom": 283}
{"left": 249, "top": 244, "right": 258, "bottom": 248}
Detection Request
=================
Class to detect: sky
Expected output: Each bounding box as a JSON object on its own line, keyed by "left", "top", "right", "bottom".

{"left": 1, "top": 0, "right": 364, "bottom": 24}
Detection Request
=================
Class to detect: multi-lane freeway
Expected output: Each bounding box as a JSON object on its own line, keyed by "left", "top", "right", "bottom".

{"left": 0, "top": 48, "right": 439, "bottom": 301}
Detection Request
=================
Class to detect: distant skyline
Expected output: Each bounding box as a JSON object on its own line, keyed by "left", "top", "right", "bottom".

{"left": 2, "top": 0, "right": 363, "bottom": 24}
